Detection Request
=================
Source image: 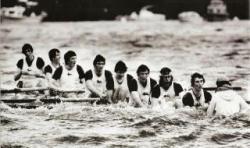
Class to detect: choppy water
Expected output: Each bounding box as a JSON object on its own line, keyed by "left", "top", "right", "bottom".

{"left": 1, "top": 20, "right": 250, "bottom": 147}
{"left": 1, "top": 102, "right": 250, "bottom": 148}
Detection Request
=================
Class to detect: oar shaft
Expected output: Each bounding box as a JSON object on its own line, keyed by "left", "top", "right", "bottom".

{"left": 0, "top": 98, "right": 99, "bottom": 104}
{"left": 0, "top": 88, "right": 85, "bottom": 94}
{"left": 204, "top": 87, "right": 242, "bottom": 91}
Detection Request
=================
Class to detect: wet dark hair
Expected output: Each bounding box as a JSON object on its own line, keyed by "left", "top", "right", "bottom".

{"left": 49, "top": 48, "right": 60, "bottom": 61}
{"left": 159, "top": 67, "right": 173, "bottom": 86}
{"left": 136, "top": 64, "right": 150, "bottom": 75}
{"left": 22, "top": 43, "right": 33, "bottom": 54}
{"left": 64, "top": 50, "right": 76, "bottom": 64}
{"left": 191, "top": 72, "right": 205, "bottom": 87}
{"left": 160, "top": 67, "right": 171, "bottom": 75}
{"left": 115, "top": 60, "right": 127, "bottom": 73}
{"left": 93, "top": 54, "right": 105, "bottom": 65}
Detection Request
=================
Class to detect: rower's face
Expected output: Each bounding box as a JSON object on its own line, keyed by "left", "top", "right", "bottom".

{"left": 160, "top": 74, "right": 172, "bottom": 83}
{"left": 138, "top": 71, "right": 149, "bottom": 83}
{"left": 95, "top": 61, "right": 105, "bottom": 72}
{"left": 193, "top": 77, "right": 204, "bottom": 90}
{"left": 116, "top": 72, "right": 125, "bottom": 79}
{"left": 68, "top": 56, "right": 76, "bottom": 68}
{"left": 24, "top": 48, "right": 33, "bottom": 58}
{"left": 54, "top": 52, "right": 61, "bottom": 62}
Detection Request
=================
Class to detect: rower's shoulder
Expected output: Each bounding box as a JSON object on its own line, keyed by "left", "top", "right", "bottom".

{"left": 44, "top": 64, "right": 52, "bottom": 74}
{"left": 173, "top": 82, "right": 184, "bottom": 91}
{"left": 173, "top": 82, "right": 182, "bottom": 87}
{"left": 126, "top": 74, "right": 134, "bottom": 80}
{"left": 104, "top": 70, "right": 113, "bottom": 76}
{"left": 16, "top": 58, "right": 24, "bottom": 69}
{"left": 85, "top": 69, "right": 93, "bottom": 80}
{"left": 204, "top": 90, "right": 212, "bottom": 98}
{"left": 76, "top": 64, "right": 84, "bottom": 72}
{"left": 37, "top": 56, "right": 45, "bottom": 61}
{"left": 150, "top": 78, "right": 157, "bottom": 85}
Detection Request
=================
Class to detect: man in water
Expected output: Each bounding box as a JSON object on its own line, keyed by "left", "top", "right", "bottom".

{"left": 44, "top": 48, "right": 61, "bottom": 82}
{"left": 15, "top": 43, "right": 45, "bottom": 88}
{"left": 182, "top": 73, "right": 212, "bottom": 108}
{"left": 154, "top": 67, "right": 183, "bottom": 108}
{"left": 44, "top": 48, "right": 61, "bottom": 96}
{"left": 85, "top": 54, "right": 114, "bottom": 104}
{"left": 52, "top": 50, "right": 85, "bottom": 97}
{"left": 132, "top": 64, "right": 160, "bottom": 107}
{"left": 112, "top": 60, "right": 141, "bottom": 104}
{"left": 207, "top": 77, "right": 249, "bottom": 117}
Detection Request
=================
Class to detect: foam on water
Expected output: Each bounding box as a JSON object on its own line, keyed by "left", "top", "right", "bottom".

{"left": 1, "top": 100, "right": 250, "bottom": 147}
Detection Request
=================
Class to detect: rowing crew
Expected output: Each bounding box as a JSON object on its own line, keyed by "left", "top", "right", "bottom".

{"left": 13, "top": 43, "right": 249, "bottom": 116}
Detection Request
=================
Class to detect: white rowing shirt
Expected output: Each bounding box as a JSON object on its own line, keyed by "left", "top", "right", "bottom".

{"left": 60, "top": 65, "right": 83, "bottom": 90}
{"left": 114, "top": 75, "right": 128, "bottom": 90}
{"left": 137, "top": 77, "right": 151, "bottom": 105}
{"left": 21, "top": 56, "right": 43, "bottom": 79}
{"left": 159, "top": 82, "right": 176, "bottom": 102}
{"left": 91, "top": 69, "right": 107, "bottom": 95}
{"left": 113, "top": 74, "right": 129, "bottom": 101}
{"left": 189, "top": 89, "right": 206, "bottom": 107}
{"left": 50, "top": 63, "right": 60, "bottom": 76}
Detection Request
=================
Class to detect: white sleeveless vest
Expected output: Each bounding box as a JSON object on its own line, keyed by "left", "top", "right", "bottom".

{"left": 49, "top": 63, "right": 60, "bottom": 76}
{"left": 19, "top": 56, "right": 44, "bottom": 88}
{"left": 189, "top": 89, "right": 206, "bottom": 107}
{"left": 60, "top": 65, "right": 83, "bottom": 90}
{"left": 137, "top": 77, "right": 151, "bottom": 105}
{"left": 159, "top": 82, "right": 176, "bottom": 102}
{"left": 21, "top": 56, "right": 43, "bottom": 79}
{"left": 114, "top": 74, "right": 128, "bottom": 90}
{"left": 91, "top": 69, "right": 107, "bottom": 94}
{"left": 113, "top": 74, "right": 130, "bottom": 101}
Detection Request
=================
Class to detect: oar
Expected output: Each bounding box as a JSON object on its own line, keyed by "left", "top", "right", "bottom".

{"left": 0, "top": 87, "right": 48, "bottom": 93}
{"left": 0, "top": 98, "right": 100, "bottom": 104}
{"left": 0, "top": 87, "right": 85, "bottom": 94}
{"left": 204, "top": 87, "right": 242, "bottom": 91}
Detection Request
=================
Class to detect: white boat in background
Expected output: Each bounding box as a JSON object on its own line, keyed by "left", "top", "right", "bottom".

{"left": 1, "top": 6, "right": 45, "bottom": 23}
{"left": 1, "top": 6, "right": 25, "bottom": 20}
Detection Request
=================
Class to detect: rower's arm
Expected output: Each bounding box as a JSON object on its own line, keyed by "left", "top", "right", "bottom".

{"left": 14, "top": 69, "right": 22, "bottom": 81}
{"left": 49, "top": 79, "right": 60, "bottom": 90}
{"left": 45, "top": 73, "right": 52, "bottom": 81}
{"left": 150, "top": 97, "right": 160, "bottom": 106}
{"left": 20, "top": 69, "right": 45, "bottom": 78}
{"left": 107, "top": 90, "right": 113, "bottom": 103}
{"left": 207, "top": 98, "right": 216, "bottom": 117}
{"left": 86, "top": 80, "right": 103, "bottom": 98}
{"left": 131, "top": 91, "right": 146, "bottom": 107}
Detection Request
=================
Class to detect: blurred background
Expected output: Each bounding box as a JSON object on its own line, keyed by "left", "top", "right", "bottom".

{"left": 1, "top": 0, "right": 250, "bottom": 21}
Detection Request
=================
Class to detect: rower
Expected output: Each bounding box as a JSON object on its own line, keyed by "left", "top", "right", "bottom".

{"left": 132, "top": 64, "right": 160, "bottom": 107}
{"left": 207, "top": 76, "right": 249, "bottom": 117}
{"left": 112, "top": 60, "right": 140, "bottom": 104}
{"left": 85, "top": 54, "right": 114, "bottom": 104}
{"left": 182, "top": 72, "right": 212, "bottom": 108}
{"left": 44, "top": 48, "right": 61, "bottom": 82}
{"left": 14, "top": 43, "right": 45, "bottom": 88}
{"left": 154, "top": 67, "right": 184, "bottom": 108}
{"left": 51, "top": 50, "right": 85, "bottom": 98}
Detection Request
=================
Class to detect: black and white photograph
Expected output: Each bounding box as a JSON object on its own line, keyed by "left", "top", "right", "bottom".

{"left": 0, "top": 0, "right": 250, "bottom": 147}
